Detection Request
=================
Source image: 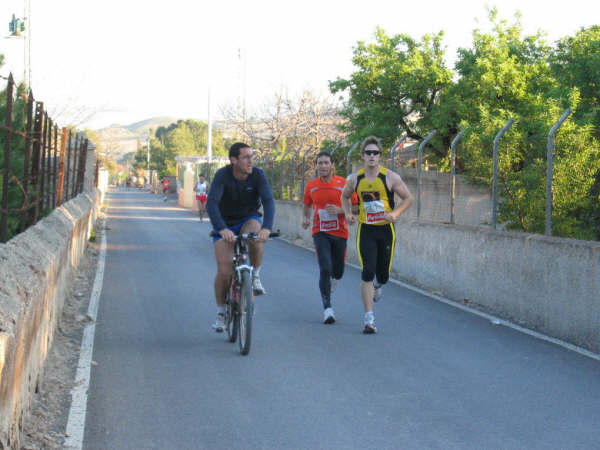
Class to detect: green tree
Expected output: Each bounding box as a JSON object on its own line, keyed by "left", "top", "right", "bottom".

{"left": 329, "top": 27, "right": 453, "bottom": 154}
{"left": 551, "top": 25, "right": 600, "bottom": 133}
{"left": 448, "top": 10, "right": 600, "bottom": 239}
{"left": 331, "top": 9, "right": 600, "bottom": 240}
{"left": 1, "top": 58, "right": 33, "bottom": 239}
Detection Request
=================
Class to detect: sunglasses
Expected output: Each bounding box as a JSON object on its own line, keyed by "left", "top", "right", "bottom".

{"left": 364, "top": 150, "right": 381, "bottom": 156}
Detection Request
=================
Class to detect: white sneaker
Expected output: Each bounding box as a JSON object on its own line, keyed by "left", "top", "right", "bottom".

{"left": 330, "top": 278, "right": 338, "bottom": 294}
{"left": 252, "top": 276, "right": 266, "bottom": 296}
{"left": 373, "top": 281, "right": 383, "bottom": 302}
{"left": 323, "top": 307, "right": 336, "bottom": 324}
{"left": 212, "top": 313, "right": 225, "bottom": 332}
{"left": 363, "top": 312, "right": 377, "bottom": 334}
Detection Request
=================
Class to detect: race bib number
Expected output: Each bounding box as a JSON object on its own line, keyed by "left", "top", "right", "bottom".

{"left": 364, "top": 200, "right": 386, "bottom": 223}
{"left": 318, "top": 209, "right": 339, "bottom": 232}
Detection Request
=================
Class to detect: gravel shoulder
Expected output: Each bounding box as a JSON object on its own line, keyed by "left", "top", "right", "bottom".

{"left": 20, "top": 218, "right": 104, "bottom": 450}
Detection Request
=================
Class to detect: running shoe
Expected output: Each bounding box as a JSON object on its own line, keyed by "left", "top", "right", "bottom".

{"left": 373, "top": 281, "right": 383, "bottom": 303}
{"left": 363, "top": 312, "right": 377, "bottom": 334}
{"left": 212, "top": 313, "right": 226, "bottom": 332}
{"left": 330, "top": 278, "right": 338, "bottom": 294}
{"left": 252, "top": 276, "right": 266, "bottom": 296}
{"left": 323, "top": 307, "right": 336, "bottom": 324}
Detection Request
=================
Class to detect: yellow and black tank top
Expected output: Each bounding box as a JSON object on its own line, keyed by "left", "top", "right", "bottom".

{"left": 355, "top": 167, "right": 395, "bottom": 225}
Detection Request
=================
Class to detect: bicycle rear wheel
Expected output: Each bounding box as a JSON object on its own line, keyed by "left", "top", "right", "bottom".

{"left": 238, "top": 269, "right": 254, "bottom": 355}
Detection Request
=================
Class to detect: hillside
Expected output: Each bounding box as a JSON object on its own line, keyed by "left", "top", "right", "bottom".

{"left": 97, "top": 117, "right": 182, "bottom": 160}
{"left": 126, "top": 116, "right": 181, "bottom": 135}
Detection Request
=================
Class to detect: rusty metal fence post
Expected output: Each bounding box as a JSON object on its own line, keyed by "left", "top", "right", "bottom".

{"left": 546, "top": 108, "right": 571, "bottom": 236}
{"left": 51, "top": 124, "right": 58, "bottom": 207}
{"left": 65, "top": 129, "right": 72, "bottom": 201}
{"left": 30, "top": 101, "right": 44, "bottom": 224}
{"left": 19, "top": 90, "right": 35, "bottom": 232}
{"left": 76, "top": 139, "right": 89, "bottom": 194}
{"left": 40, "top": 112, "right": 48, "bottom": 212}
{"left": 1, "top": 74, "right": 15, "bottom": 243}
{"left": 70, "top": 133, "right": 80, "bottom": 199}
{"left": 56, "top": 128, "right": 67, "bottom": 206}
{"left": 492, "top": 119, "right": 515, "bottom": 229}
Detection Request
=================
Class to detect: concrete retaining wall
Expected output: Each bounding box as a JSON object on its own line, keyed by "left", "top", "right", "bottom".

{"left": 396, "top": 168, "right": 492, "bottom": 227}
{"left": 0, "top": 148, "right": 101, "bottom": 449}
{"left": 275, "top": 201, "right": 600, "bottom": 354}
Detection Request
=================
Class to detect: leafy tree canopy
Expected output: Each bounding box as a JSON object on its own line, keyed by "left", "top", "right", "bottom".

{"left": 331, "top": 8, "right": 600, "bottom": 240}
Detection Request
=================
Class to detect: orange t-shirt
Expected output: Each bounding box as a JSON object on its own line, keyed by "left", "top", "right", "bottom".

{"left": 303, "top": 175, "right": 351, "bottom": 239}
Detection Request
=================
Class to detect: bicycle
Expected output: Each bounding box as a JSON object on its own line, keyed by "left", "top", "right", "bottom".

{"left": 210, "top": 230, "right": 279, "bottom": 355}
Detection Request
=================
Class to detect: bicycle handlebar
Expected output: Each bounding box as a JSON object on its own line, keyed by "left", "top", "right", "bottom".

{"left": 209, "top": 230, "right": 281, "bottom": 239}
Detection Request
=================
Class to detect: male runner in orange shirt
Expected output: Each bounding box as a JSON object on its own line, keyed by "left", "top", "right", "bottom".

{"left": 303, "top": 151, "right": 354, "bottom": 324}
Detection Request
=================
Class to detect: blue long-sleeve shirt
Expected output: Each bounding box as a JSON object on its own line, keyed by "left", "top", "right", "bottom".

{"left": 206, "top": 165, "right": 275, "bottom": 232}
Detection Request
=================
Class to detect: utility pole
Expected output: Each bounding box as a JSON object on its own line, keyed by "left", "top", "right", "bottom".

{"left": 25, "top": 0, "right": 31, "bottom": 88}
{"left": 7, "top": 1, "right": 30, "bottom": 87}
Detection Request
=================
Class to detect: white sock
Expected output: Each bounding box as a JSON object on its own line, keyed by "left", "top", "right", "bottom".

{"left": 217, "top": 305, "right": 226, "bottom": 314}
{"left": 253, "top": 266, "right": 261, "bottom": 278}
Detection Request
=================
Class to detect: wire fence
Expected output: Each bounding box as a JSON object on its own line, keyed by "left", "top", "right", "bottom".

{"left": 1, "top": 73, "right": 92, "bottom": 243}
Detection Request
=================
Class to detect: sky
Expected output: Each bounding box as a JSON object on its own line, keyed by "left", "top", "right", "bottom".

{"left": 0, "top": 0, "right": 598, "bottom": 130}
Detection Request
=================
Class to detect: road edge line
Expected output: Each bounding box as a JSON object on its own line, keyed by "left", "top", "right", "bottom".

{"left": 64, "top": 228, "right": 107, "bottom": 449}
{"left": 277, "top": 236, "right": 600, "bottom": 362}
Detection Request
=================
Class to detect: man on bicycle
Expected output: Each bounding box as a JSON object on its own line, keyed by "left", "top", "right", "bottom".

{"left": 302, "top": 151, "right": 353, "bottom": 325}
{"left": 341, "top": 136, "right": 413, "bottom": 334}
{"left": 206, "top": 142, "right": 275, "bottom": 332}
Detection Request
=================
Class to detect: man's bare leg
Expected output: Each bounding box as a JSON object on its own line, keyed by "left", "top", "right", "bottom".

{"left": 213, "top": 239, "right": 234, "bottom": 306}
{"left": 241, "top": 219, "right": 264, "bottom": 268}
{"left": 241, "top": 219, "right": 266, "bottom": 294}
{"left": 360, "top": 281, "right": 375, "bottom": 313}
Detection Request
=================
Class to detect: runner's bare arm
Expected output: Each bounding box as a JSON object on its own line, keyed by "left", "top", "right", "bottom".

{"left": 302, "top": 204, "right": 312, "bottom": 229}
{"left": 341, "top": 174, "right": 357, "bottom": 225}
{"left": 384, "top": 171, "right": 413, "bottom": 222}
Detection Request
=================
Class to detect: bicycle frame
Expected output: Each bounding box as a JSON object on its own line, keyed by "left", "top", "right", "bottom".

{"left": 226, "top": 233, "right": 256, "bottom": 354}
{"left": 210, "top": 230, "right": 280, "bottom": 355}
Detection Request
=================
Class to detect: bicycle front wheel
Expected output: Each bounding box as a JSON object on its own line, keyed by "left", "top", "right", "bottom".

{"left": 238, "top": 269, "right": 254, "bottom": 355}
{"left": 226, "top": 293, "right": 238, "bottom": 343}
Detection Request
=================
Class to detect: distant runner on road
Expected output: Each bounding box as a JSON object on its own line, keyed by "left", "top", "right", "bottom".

{"left": 194, "top": 174, "right": 209, "bottom": 221}
{"left": 161, "top": 177, "right": 170, "bottom": 202}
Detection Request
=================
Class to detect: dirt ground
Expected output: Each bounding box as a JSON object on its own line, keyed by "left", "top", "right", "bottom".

{"left": 20, "top": 222, "right": 103, "bottom": 450}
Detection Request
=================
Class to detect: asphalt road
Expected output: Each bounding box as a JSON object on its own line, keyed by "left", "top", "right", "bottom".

{"left": 84, "top": 187, "right": 600, "bottom": 450}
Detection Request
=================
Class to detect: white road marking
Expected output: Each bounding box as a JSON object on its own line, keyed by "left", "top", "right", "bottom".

{"left": 64, "top": 229, "right": 107, "bottom": 449}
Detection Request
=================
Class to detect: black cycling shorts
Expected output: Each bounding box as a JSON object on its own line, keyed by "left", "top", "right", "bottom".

{"left": 356, "top": 223, "right": 395, "bottom": 284}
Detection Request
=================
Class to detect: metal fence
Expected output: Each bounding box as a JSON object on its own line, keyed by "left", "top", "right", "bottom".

{"left": 0, "top": 73, "right": 91, "bottom": 243}
{"left": 256, "top": 110, "right": 573, "bottom": 234}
